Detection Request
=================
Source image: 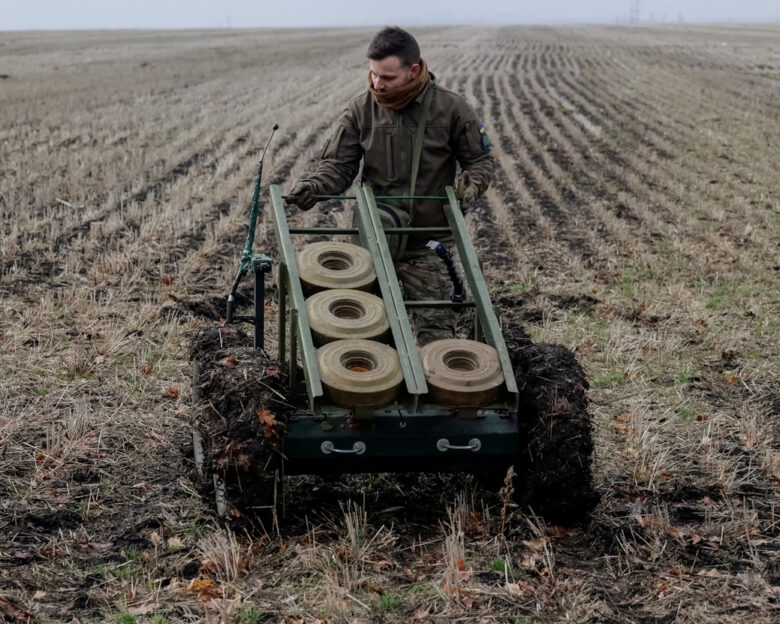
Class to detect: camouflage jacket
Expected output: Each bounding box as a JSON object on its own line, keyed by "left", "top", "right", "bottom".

{"left": 299, "top": 75, "right": 494, "bottom": 247}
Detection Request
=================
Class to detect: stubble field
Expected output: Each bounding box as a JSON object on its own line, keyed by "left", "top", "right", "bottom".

{"left": 1, "top": 24, "right": 779, "bottom": 623}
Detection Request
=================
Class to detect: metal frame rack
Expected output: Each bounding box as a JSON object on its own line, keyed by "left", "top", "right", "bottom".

{"left": 254, "top": 184, "right": 520, "bottom": 473}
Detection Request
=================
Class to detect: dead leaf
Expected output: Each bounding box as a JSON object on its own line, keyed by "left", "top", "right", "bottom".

{"left": 257, "top": 408, "right": 277, "bottom": 427}
{"left": 506, "top": 580, "right": 533, "bottom": 596}
{"left": 163, "top": 386, "right": 180, "bottom": 399}
{"left": 188, "top": 577, "right": 221, "bottom": 601}
{"left": 0, "top": 596, "right": 31, "bottom": 620}
{"left": 257, "top": 408, "right": 279, "bottom": 438}
{"left": 412, "top": 605, "right": 429, "bottom": 620}
{"left": 456, "top": 558, "right": 466, "bottom": 571}
{"left": 218, "top": 354, "right": 238, "bottom": 367}
{"left": 460, "top": 591, "right": 476, "bottom": 609}
{"left": 161, "top": 275, "right": 174, "bottom": 285}
{"left": 168, "top": 536, "right": 184, "bottom": 549}
{"left": 128, "top": 602, "right": 160, "bottom": 616}
{"left": 692, "top": 534, "right": 703, "bottom": 545}
{"left": 522, "top": 537, "right": 548, "bottom": 552}
{"left": 32, "top": 590, "right": 46, "bottom": 600}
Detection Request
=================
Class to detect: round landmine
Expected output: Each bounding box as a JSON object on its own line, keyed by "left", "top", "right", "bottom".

{"left": 420, "top": 339, "right": 504, "bottom": 407}
{"left": 318, "top": 339, "right": 403, "bottom": 408}
{"left": 297, "top": 241, "right": 376, "bottom": 293}
{"left": 306, "top": 289, "right": 390, "bottom": 346}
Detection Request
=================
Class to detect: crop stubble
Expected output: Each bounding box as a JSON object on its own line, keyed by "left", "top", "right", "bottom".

{"left": 1, "top": 25, "right": 778, "bottom": 623}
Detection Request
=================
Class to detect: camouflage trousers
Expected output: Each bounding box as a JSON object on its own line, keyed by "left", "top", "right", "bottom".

{"left": 395, "top": 246, "right": 462, "bottom": 347}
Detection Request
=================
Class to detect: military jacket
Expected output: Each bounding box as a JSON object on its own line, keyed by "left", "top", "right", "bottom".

{"left": 300, "top": 76, "right": 494, "bottom": 248}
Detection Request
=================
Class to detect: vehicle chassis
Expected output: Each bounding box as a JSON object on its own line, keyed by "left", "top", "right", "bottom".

{"left": 194, "top": 185, "right": 522, "bottom": 502}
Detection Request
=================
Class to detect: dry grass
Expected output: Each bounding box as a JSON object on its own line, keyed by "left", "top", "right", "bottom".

{"left": 1, "top": 23, "right": 779, "bottom": 623}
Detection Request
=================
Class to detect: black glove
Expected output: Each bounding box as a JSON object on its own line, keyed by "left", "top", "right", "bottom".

{"left": 283, "top": 182, "right": 317, "bottom": 211}
{"left": 454, "top": 171, "right": 479, "bottom": 214}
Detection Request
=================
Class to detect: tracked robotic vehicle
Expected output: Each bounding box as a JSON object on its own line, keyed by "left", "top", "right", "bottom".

{"left": 191, "top": 143, "right": 597, "bottom": 526}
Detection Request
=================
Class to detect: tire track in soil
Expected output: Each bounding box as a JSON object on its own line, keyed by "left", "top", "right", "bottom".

{"left": 510, "top": 55, "right": 664, "bottom": 244}
{"left": 551, "top": 55, "right": 717, "bottom": 209}
{"left": 70, "top": 103, "right": 304, "bottom": 291}
{"left": 507, "top": 83, "right": 643, "bottom": 250}
{"left": 460, "top": 59, "right": 532, "bottom": 281}
{"left": 166, "top": 121, "right": 333, "bottom": 289}
{"left": 529, "top": 42, "right": 668, "bottom": 247}
{"left": 471, "top": 86, "right": 551, "bottom": 251}
{"left": 37, "top": 75, "right": 348, "bottom": 286}
{"left": 167, "top": 62, "right": 370, "bottom": 290}
{"left": 3, "top": 67, "right": 349, "bottom": 279}
{"left": 481, "top": 71, "right": 599, "bottom": 266}
{"left": 554, "top": 53, "right": 767, "bottom": 257}
{"left": 504, "top": 61, "right": 632, "bottom": 260}
{"left": 6, "top": 73, "right": 270, "bottom": 226}
{"left": 569, "top": 61, "right": 779, "bottom": 252}
{"left": 586, "top": 47, "right": 779, "bottom": 185}
{"left": 3, "top": 146, "right": 220, "bottom": 283}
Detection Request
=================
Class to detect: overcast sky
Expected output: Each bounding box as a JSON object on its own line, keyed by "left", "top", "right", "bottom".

{"left": 2, "top": 0, "right": 779, "bottom": 30}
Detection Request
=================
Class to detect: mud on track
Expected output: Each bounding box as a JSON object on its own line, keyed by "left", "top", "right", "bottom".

{"left": 1, "top": 24, "right": 779, "bottom": 623}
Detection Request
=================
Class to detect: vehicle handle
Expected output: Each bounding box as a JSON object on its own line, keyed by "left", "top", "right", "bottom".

{"left": 320, "top": 441, "right": 366, "bottom": 455}
{"left": 436, "top": 438, "right": 482, "bottom": 453}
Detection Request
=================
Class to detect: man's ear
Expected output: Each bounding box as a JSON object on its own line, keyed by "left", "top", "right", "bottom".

{"left": 410, "top": 63, "right": 421, "bottom": 78}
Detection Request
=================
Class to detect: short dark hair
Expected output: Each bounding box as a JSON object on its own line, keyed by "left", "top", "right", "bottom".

{"left": 367, "top": 27, "right": 420, "bottom": 67}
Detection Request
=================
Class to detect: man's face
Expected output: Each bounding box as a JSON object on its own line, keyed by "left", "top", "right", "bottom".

{"left": 369, "top": 56, "right": 421, "bottom": 92}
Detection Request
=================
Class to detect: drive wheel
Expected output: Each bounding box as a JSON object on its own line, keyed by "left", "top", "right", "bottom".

{"left": 318, "top": 339, "right": 403, "bottom": 408}
{"left": 307, "top": 289, "right": 390, "bottom": 346}
{"left": 189, "top": 324, "right": 288, "bottom": 531}
{"left": 297, "top": 241, "right": 376, "bottom": 293}
{"left": 503, "top": 323, "right": 599, "bottom": 526}
{"left": 420, "top": 339, "right": 504, "bottom": 407}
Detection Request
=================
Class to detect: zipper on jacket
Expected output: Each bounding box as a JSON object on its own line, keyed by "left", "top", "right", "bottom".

{"left": 385, "top": 133, "right": 394, "bottom": 179}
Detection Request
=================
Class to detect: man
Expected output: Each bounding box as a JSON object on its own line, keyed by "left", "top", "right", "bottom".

{"left": 286, "top": 27, "right": 494, "bottom": 345}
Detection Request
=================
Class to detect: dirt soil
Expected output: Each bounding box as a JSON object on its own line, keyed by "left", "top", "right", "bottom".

{"left": 1, "top": 24, "right": 779, "bottom": 624}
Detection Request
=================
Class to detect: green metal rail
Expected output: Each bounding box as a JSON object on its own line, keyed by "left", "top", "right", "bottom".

{"left": 269, "top": 186, "right": 323, "bottom": 408}
{"left": 444, "top": 187, "right": 519, "bottom": 407}
{"left": 356, "top": 187, "right": 429, "bottom": 411}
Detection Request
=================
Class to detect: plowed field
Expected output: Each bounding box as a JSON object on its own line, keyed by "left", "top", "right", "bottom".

{"left": 2, "top": 25, "right": 779, "bottom": 623}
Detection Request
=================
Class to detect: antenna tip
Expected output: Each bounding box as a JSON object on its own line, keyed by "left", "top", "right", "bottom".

{"left": 272, "top": 123, "right": 279, "bottom": 130}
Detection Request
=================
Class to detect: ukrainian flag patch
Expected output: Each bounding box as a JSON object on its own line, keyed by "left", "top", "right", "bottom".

{"left": 478, "top": 123, "right": 492, "bottom": 153}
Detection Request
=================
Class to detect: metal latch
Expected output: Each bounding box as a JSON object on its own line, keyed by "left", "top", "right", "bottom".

{"left": 320, "top": 441, "right": 367, "bottom": 455}
{"left": 436, "top": 438, "right": 482, "bottom": 452}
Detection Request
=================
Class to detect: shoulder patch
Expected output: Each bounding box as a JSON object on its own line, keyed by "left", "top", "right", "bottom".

{"left": 478, "top": 123, "right": 492, "bottom": 153}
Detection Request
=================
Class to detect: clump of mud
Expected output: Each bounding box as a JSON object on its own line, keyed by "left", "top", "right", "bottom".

{"left": 189, "top": 323, "right": 291, "bottom": 521}
{"left": 503, "top": 322, "right": 599, "bottom": 525}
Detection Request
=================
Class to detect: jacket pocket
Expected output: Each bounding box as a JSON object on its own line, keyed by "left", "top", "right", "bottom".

{"left": 323, "top": 126, "right": 345, "bottom": 159}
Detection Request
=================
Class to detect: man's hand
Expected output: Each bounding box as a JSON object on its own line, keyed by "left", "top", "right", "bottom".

{"left": 283, "top": 182, "right": 317, "bottom": 211}
{"left": 454, "top": 171, "right": 479, "bottom": 214}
